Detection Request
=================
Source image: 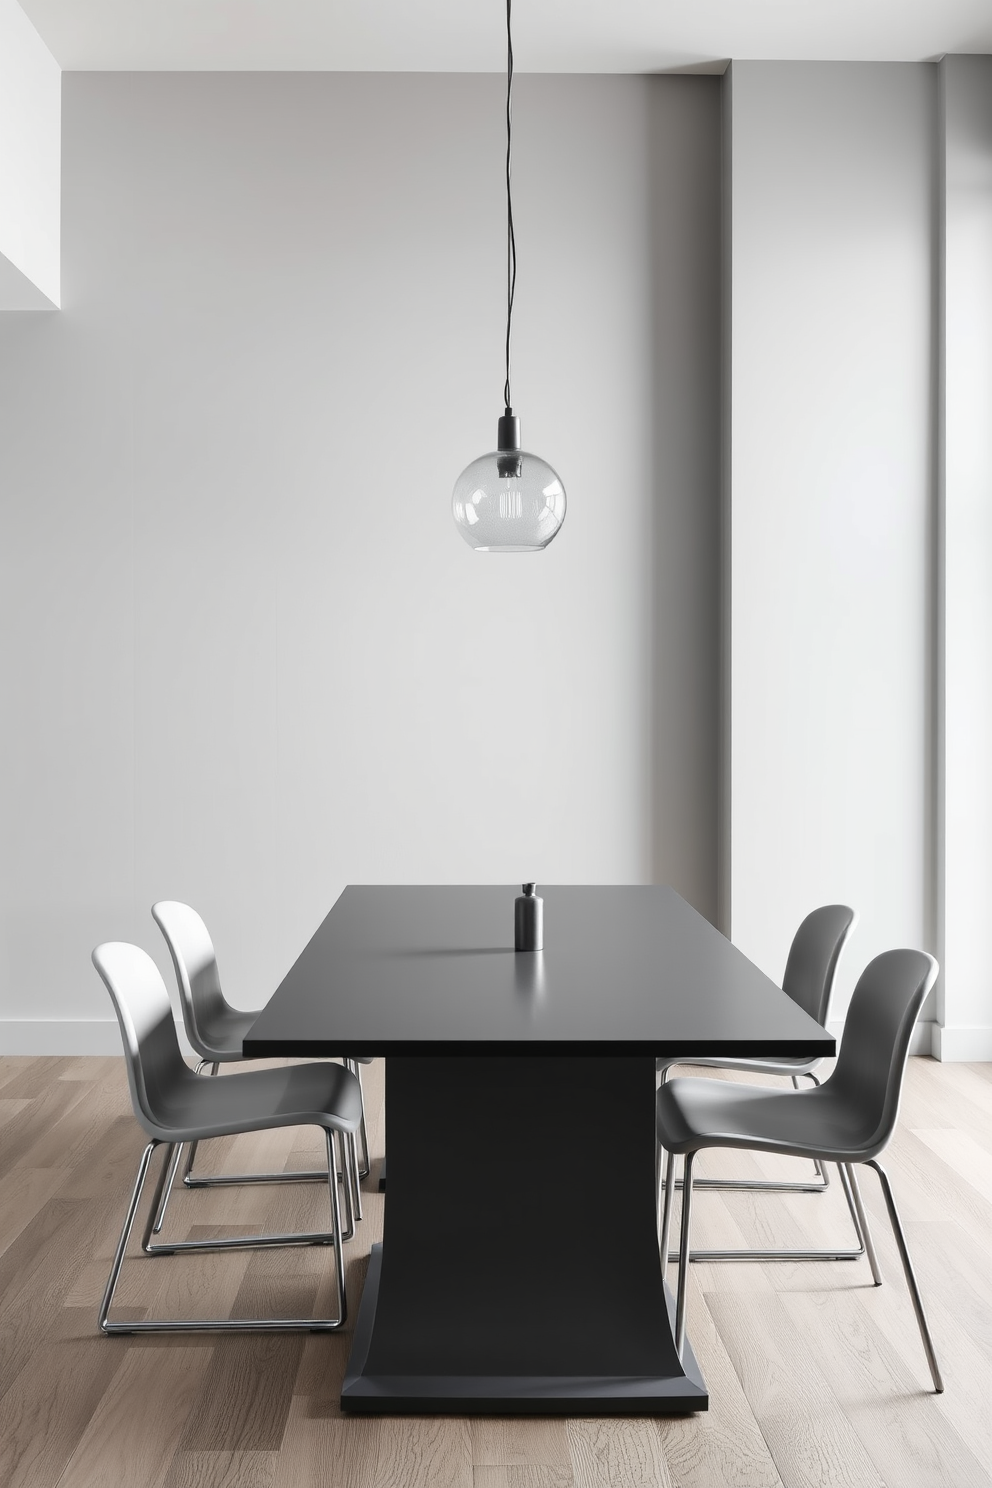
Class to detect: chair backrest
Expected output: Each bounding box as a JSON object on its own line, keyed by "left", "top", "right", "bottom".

{"left": 829, "top": 947, "right": 938, "bottom": 1158}
{"left": 782, "top": 904, "right": 857, "bottom": 1024}
{"left": 92, "top": 941, "right": 194, "bottom": 1141}
{"left": 151, "top": 900, "right": 231, "bottom": 1062}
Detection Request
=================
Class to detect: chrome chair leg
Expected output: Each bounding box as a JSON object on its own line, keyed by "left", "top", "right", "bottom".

{"left": 178, "top": 1060, "right": 215, "bottom": 1193}
{"left": 675, "top": 1151, "right": 696, "bottom": 1357}
{"left": 842, "top": 1162, "right": 881, "bottom": 1284}
{"left": 340, "top": 1126, "right": 356, "bottom": 1238}
{"left": 659, "top": 1148, "right": 677, "bottom": 1285}
{"left": 835, "top": 1158, "right": 869, "bottom": 1249}
{"left": 100, "top": 1136, "right": 350, "bottom": 1334}
{"left": 670, "top": 1160, "right": 865, "bottom": 1264}
{"left": 327, "top": 1130, "right": 347, "bottom": 1327}
{"left": 798, "top": 1075, "right": 828, "bottom": 1189}
{"left": 151, "top": 1139, "right": 185, "bottom": 1234}
{"left": 654, "top": 1135, "right": 663, "bottom": 1243}
{"left": 866, "top": 1158, "right": 944, "bottom": 1393}
{"left": 348, "top": 1128, "right": 363, "bottom": 1222}
{"left": 687, "top": 1169, "right": 829, "bottom": 1194}
{"left": 348, "top": 1060, "right": 371, "bottom": 1180}
{"left": 804, "top": 1075, "right": 829, "bottom": 1189}
{"left": 99, "top": 1140, "right": 160, "bottom": 1333}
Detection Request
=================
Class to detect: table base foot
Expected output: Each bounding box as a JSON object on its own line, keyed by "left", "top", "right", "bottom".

{"left": 342, "top": 1245, "right": 707, "bottom": 1414}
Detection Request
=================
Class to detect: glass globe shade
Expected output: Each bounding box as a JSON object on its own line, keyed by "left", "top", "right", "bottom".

{"left": 452, "top": 448, "right": 566, "bottom": 552}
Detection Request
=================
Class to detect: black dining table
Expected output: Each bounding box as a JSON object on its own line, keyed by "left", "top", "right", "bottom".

{"left": 244, "top": 884, "right": 835, "bottom": 1415}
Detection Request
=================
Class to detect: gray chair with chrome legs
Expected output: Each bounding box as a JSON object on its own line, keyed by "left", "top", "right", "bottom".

{"left": 93, "top": 941, "right": 362, "bottom": 1334}
{"left": 658, "top": 947, "right": 943, "bottom": 1393}
{"left": 657, "top": 904, "right": 863, "bottom": 1263}
{"left": 659, "top": 905, "right": 856, "bottom": 1183}
{"left": 151, "top": 900, "right": 372, "bottom": 1232}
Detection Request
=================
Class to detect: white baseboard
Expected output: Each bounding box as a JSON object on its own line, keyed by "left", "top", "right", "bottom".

{"left": 1, "top": 1019, "right": 194, "bottom": 1057}
{"left": 930, "top": 1024, "right": 992, "bottom": 1062}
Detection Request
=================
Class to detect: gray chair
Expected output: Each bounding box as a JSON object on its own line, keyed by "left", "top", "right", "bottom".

{"left": 150, "top": 900, "right": 372, "bottom": 1231}
{"left": 658, "top": 905, "right": 861, "bottom": 1264}
{"left": 658, "top": 904, "right": 856, "bottom": 1193}
{"left": 657, "top": 947, "right": 943, "bottom": 1393}
{"left": 93, "top": 940, "right": 363, "bottom": 1333}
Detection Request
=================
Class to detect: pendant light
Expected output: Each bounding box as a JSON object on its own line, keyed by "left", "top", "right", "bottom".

{"left": 452, "top": 0, "right": 566, "bottom": 552}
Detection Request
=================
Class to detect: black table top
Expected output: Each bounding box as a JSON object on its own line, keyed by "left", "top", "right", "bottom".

{"left": 244, "top": 885, "right": 837, "bottom": 1060}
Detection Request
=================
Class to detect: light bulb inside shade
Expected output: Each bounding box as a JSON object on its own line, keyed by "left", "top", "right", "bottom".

{"left": 452, "top": 448, "right": 566, "bottom": 552}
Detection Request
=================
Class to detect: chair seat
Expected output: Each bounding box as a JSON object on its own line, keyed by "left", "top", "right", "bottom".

{"left": 657, "top": 1075, "right": 879, "bottom": 1165}
{"left": 153, "top": 1057, "right": 364, "bottom": 1145}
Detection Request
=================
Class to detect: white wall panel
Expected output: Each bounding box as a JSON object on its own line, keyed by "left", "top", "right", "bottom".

{"left": 0, "top": 0, "right": 60, "bottom": 307}
{"left": 938, "top": 55, "right": 992, "bottom": 1057}
{"left": 728, "top": 62, "right": 936, "bottom": 1019}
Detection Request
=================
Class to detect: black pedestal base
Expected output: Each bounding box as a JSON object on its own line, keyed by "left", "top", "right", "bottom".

{"left": 343, "top": 1243, "right": 706, "bottom": 1414}
{"left": 340, "top": 1056, "right": 708, "bottom": 1416}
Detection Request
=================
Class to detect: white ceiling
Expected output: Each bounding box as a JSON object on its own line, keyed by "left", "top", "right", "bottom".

{"left": 16, "top": 0, "right": 992, "bottom": 73}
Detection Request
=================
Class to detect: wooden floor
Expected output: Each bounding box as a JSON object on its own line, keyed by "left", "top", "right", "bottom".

{"left": 2, "top": 1054, "right": 992, "bottom": 1488}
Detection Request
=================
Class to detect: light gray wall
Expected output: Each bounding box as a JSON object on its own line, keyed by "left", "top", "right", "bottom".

{"left": 727, "top": 62, "right": 937, "bottom": 1027}
{"left": 938, "top": 55, "right": 992, "bottom": 1058}
{"left": 0, "top": 73, "right": 722, "bottom": 1048}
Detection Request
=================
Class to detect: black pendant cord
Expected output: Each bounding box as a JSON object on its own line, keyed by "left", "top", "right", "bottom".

{"left": 503, "top": 0, "right": 516, "bottom": 416}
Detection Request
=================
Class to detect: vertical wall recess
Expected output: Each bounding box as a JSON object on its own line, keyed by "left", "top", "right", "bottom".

{"left": 936, "top": 56, "right": 992, "bottom": 1059}
{"left": 726, "top": 63, "right": 935, "bottom": 1033}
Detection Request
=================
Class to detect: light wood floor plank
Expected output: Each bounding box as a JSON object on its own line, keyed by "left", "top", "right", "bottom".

{"left": 910, "top": 1059, "right": 992, "bottom": 1133}
{"left": 704, "top": 1289, "right": 887, "bottom": 1488}
{"left": 470, "top": 1418, "right": 570, "bottom": 1469}
{"left": 853, "top": 1220, "right": 992, "bottom": 1472}
{"left": 163, "top": 1450, "right": 279, "bottom": 1488}
{"left": 567, "top": 1417, "right": 673, "bottom": 1488}
{"left": 0, "top": 1322, "right": 126, "bottom": 1488}
{"left": 859, "top": 1129, "right": 992, "bottom": 1244}
{"left": 56, "top": 1344, "right": 216, "bottom": 1488}
{"left": 0, "top": 1197, "right": 126, "bottom": 1397}
{"left": 368, "top": 1417, "right": 474, "bottom": 1488}
{"left": 474, "top": 1468, "right": 573, "bottom": 1488}
{"left": 12, "top": 1076, "right": 131, "bottom": 1172}
{"left": 57, "top": 1055, "right": 127, "bottom": 1084}
{"left": 911, "top": 1127, "right": 992, "bottom": 1205}
{"left": 277, "top": 1413, "right": 475, "bottom": 1488}
{"left": 180, "top": 1334, "right": 306, "bottom": 1452}
{"left": 0, "top": 1079, "right": 91, "bottom": 1179}
{"left": 658, "top": 1287, "right": 785, "bottom": 1488}
{"left": 271, "top": 1397, "right": 378, "bottom": 1488}
{"left": 0, "top": 1097, "right": 30, "bottom": 1130}
{"left": 0, "top": 1056, "right": 72, "bottom": 1098}
{"left": 0, "top": 1165, "right": 66, "bottom": 1258}
{"left": 782, "top": 1285, "right": 992, "bottom": 1488}
{"left": 0, "top": 1057, "right": 38, "bottom": 1094}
